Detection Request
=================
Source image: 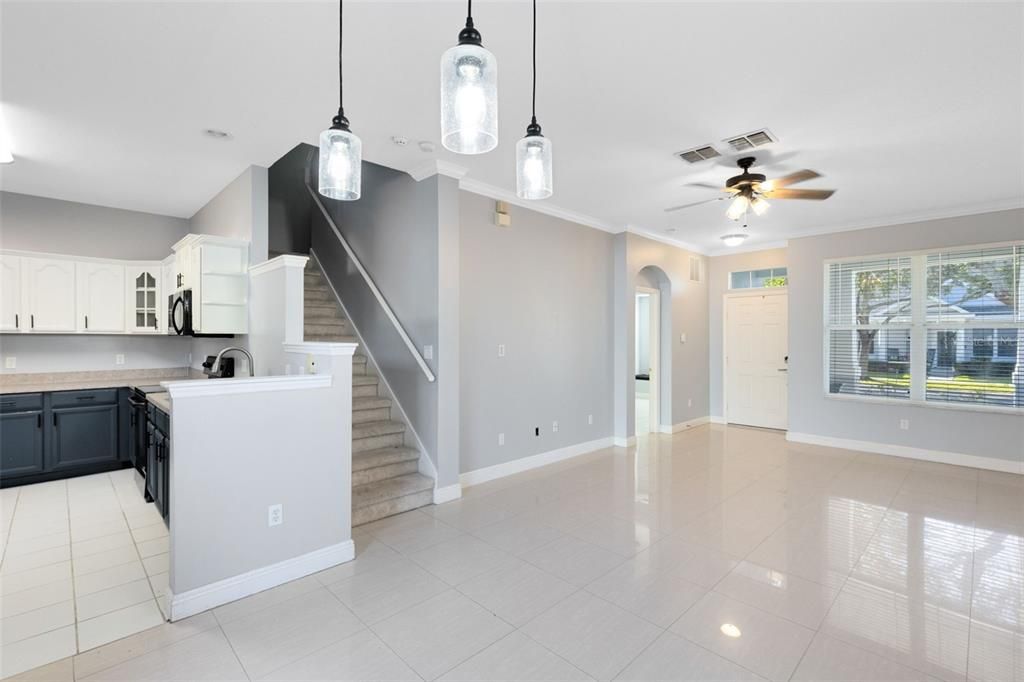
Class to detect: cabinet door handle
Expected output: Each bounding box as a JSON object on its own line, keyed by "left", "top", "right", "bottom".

{"left": 75, "top": 396, "right": 95, "bottom": 401}
{"left": 53, "top": 413, "right": 57, "bottom": 426}
{"left": 14, "top": 313, "right": 18, "bottom": 328}
{"left": 37, "top": 413, "right": 42, "bottom": 428}
{"left": 85, "top": 315, "right": 89, "bottom": 330}
{"left": 31, "top": 314, "right": 34, "bottom": 329}
{"left": 1, "top": 400, "right": 14, "bottom": 408}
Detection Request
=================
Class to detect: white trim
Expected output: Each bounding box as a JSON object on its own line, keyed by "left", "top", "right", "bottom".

{"left": 709, "top": 416, "right": 728, "bottom": 424}
{"left": 823, "top": 392, "right": 1024, "bottom": 416}
{"left": 659, "top": 416, "right": 711, "bottom": 433}
{"left": 164, "top": 374, "right": 330, "bottom": 398}
{"left": 283, "top": 341, "right": 358, "bottom": 357}
{"left": 167, "top": 540, "right": 355, "bottom": 621}
{"left": 433, "top": 483, "right": 462, "bottom": 505}
{"left": 458, "top": 177, "right": 619, "bottom": 235}
{"left": 625, "top": 226, "right": 707, "bottom": 256}
{"left": 249, "top": 254, "right": 309, "bottom": 277}
{"left": 786, "top": 431, "right": 1023, "bottom": 475}
{"left": 613, "top": 436, "right": 637, "bottom": 448}
{"left": 459, "top": 437, "right": 615, "bottom": 488}
{"left": 407, "top": 160, "right": 469, "bottom": 182}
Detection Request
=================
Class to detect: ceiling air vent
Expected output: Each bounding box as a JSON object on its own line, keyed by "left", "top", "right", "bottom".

{"left": 689, "top": 255, "right": 704, "bottom": 282}
{"left": 676, "top": 144, "right": 721, "bottom": 164}
{"left": 724, "top": 129, "right": 776, "bottom": 152}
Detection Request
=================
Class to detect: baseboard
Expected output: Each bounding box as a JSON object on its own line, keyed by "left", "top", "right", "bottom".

{"left": 433, "top": 483, "right": 462, "bottom": 505}
{"left": 460, "top": 437, "right": 615, "bottom": 488}
{"left": 613, "top": 436, "right": 637, "bottom": 448}
{"left": 709, "top": 416, "right": 728, "bottom": 424}
{"left": 167, "top": 540, "right": 355, "bottom": 621}
{"left": 786, "top": 432, "right": 1023, "bottom": 475}
{"left": 658, "top": 416, "right": 711, "bottom": 434}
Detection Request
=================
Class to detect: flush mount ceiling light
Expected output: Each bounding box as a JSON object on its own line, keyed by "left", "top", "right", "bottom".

{"left": 720, "top": 233, "right": 748, "bottom": 247}
{"left": 515, "top": 0, "right": 553, "bottom": 200}
{"left": 441, "top": 0, "right": 498, "bottom": 154}
{"left": 318, "top": 0, "right": 361, "bottom": 200}
{"left": 203, "top": 129, "right": 232, "bottom": 140}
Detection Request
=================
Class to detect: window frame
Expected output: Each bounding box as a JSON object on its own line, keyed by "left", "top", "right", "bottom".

{"left": 728, "top": 266, "right": 788, "bottom": 290}
{"left": 823, "top": 241, "right": 1023, "bottom": 414}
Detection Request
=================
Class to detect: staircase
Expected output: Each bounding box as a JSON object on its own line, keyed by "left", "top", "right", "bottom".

{"left": 303, "top": 261, "right": 435, "bottom": 526}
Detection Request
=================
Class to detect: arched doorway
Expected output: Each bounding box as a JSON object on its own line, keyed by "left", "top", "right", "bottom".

{"left": 635, "top": 266, "right": 671, "bottom": 435}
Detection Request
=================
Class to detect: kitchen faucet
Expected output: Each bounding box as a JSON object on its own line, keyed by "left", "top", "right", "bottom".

{"left": 205, "top": 347, "right": 255, "bottom": 378}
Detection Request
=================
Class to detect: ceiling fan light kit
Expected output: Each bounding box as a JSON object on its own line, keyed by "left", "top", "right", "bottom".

{"left": 516, "top": 0, "right": 553, "bottom": 200}
{"left": 441, "top": 0, "right": 499, "bottom": 155}
{"left": 318, "top": 0, "right": 362, "bottom": 200}
{"left": 721, "top": 233, "right": 748, "bottom": 247}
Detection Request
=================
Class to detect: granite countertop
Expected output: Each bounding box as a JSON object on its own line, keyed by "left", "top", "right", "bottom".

{"left": 0, "top": 368, "right": 201, "bottom": 395}
{"left": 147, "top": 392, "right": 172, "bottom": 414}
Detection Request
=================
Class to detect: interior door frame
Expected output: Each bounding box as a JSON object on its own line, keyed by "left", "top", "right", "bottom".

{"left": 722, "top": 287, "right": 788, "bottom": 427}
{"left": 636, "top": 286, "right": 660, "bottom": 433}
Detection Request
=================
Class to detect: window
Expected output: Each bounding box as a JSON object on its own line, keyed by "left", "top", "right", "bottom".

{"left": 730, "top": 266, "right": 787, "bottom": 289}
{"left": 825, "top": 244, "right": 1022, "bottom": 410}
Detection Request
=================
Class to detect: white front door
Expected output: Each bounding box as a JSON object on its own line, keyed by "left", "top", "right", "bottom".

{"left": 726, "top": 292, "right": 788, "bottom": 430}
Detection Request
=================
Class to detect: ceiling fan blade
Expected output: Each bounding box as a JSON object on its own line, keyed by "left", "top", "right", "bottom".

{"left": 764, "top": 169, "right": 821, "bottom": 190}
{"left": 664, "top": 197, "right": 723, "bottom": 213}
{"left": 765, "top": 188, "right": 835, "bottom": 200}
{"left": 685, "top": 182, "right": 725, "bottom": 190}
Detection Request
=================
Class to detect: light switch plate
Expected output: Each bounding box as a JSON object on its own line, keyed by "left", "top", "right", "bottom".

{"left": 268, "top": 504, "right": 283, "bottom": 527}
{"left": 423, "top": 345, "right": 433, "bottom": 360}
{"left": 498, "top": 433, "right": 505, "bottom": 446}
{"left": 4, "top": 357, "right": 15, "bottom": 369}
{"left": 497, "top": 344, "right": 506, "bottom": 358}
{"left": 679, "top": 333, "right": 687, "bottom": 343}
{"left": 115, "top": 354, "right": 125, "bottom": 365}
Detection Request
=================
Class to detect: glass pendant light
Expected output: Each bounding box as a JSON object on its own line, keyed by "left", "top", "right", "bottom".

{"left": 726, "top": 194, "right": 749, "bottom": 221}
{"left": 750, "top": 195, "right": 769, "bottom": 216}
{"left": 441, "top": 0, "right": 498, "bottom": 154}
{"left": 516, "top": 0, "right": 553, "bottom": 200}
{"left": 319, "top": 0, "right": 361, "bottom": 200}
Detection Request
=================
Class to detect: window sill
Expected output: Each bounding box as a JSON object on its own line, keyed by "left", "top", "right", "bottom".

{"left": 823, "top": 392, "right": 1024, "bottom": 416}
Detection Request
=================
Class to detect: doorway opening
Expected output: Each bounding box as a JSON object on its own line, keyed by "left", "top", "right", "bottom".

{"left": 635, "top": 287, "right": 660, "bottom": 434}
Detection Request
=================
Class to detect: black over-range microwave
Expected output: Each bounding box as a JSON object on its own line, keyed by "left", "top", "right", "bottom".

{"left": 168, "top": 289, "right": 234, "bottom": 338}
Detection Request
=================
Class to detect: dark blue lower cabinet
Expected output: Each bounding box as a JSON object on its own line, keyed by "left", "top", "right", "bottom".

{"left": 0, "top": 410, "right": 45, "bottom": 478}
{"left": 50, "top": 404, "right": 120, "bottom": 472}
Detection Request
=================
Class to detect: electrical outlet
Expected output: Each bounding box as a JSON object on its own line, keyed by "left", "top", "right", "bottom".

{"left": 588, "top": 414, "right": 593, "bottom": 425}
{"left": 899, "top": 418, "right": 909, "bottom": 430}
{"left": 115, "top": 354, "right": 125, "bottom": 365}
{"left": 552, "top": 421, "right": 559, "bottom": 433}
{"left": 497, "top": 344, "right": 506, "bottom": 358}
{"left": 423, "top": 345, "right": 433, "bottom": 360}
{"left": 4, "top": 356, "right": 15, "bottom": 369}
{"left": 268, "top": 504, "right": 283, "bottom": 527}
{"left": 687, "top": 398, "right": 692, "bottom": 407}
{"left": 498, "top": 432, "right": 505, "bottom": 446}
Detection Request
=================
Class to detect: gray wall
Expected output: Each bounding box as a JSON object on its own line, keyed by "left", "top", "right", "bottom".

{"left": 0, "top": 335, "right": 191, "bottom": 374}
{"left": 459, "top": 191, "right": 614, "bottom": 474}
{"left": 707, "top": 247, "right": 789, "bottom": 419}
{"left": 268, "top": 144, "right": 315, "bottom": 256}
{"left": 0, "top": 191, "right": 190, "bottom": 259}
{"left": 312, "top": 161, "right": 441, "bottom": 472}
{"left": 614, "top": 233, "right": 710, "bottom": 438}
{"left": 788, "top": 208, "right": 1024, "bottom": 464}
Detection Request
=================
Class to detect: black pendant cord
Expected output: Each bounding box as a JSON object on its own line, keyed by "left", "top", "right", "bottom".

{"left": 333, "top": 0, "right": 348, "bottom": 129}
{"left": 526, "top": 0, "right": 541, "bottom": 135}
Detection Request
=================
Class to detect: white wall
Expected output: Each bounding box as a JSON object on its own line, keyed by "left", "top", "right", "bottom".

{"left": 0, "top": 335, "right": 191, "bottom": 374}
{"left": 707, "top": 247, "right": 789, "bottom": 419}
{"left": 787, "top": 208, "right": 1024, "bottom": 467}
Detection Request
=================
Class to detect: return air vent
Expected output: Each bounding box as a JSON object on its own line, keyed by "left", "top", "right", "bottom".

{"left": 689, "top": 255, "right": 704, "bottom": 282}
{"left": 724, "top": 129, "right": 776, "bottom": 152}
{"left": 676, "top": 144, "right": 721, "bottom": 164}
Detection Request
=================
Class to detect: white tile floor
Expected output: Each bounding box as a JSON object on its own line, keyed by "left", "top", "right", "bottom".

{"left": 3, "top": 424, "right": 1023, "bottom": 681}
{"left": 1, "top": 468, "right": 169, "bottom": 678}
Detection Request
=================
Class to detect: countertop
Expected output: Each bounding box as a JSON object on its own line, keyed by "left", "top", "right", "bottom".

{"left": 0, "top": 369, "right": 199, "bottom": 395}
{"left": 147, "top": 392, "right": 172, "bottom": 414}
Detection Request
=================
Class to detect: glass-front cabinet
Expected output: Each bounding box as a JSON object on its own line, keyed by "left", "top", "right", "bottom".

{"left": 126, "top": 263, "right": 163, "bottom": 333}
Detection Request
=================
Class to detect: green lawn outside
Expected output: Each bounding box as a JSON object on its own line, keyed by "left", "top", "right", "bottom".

{"left": 864, "top": 374, "right": 1015, "bottom": 395}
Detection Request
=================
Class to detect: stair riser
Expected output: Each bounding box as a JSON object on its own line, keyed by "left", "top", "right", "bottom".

{"left": 305, "top": 314, "right": 346, "bottom": 325}
{"left": 353, "top": 432, "right": 404, "bottom": 453}
{"left": 304, "top": 290, "right": 332, "bottom": 302}
{"left": 352, "top": 460, "right": 420, "bottom": 487}
{"left": 352, "top": 383, "right": 378, "bottom": 398}
{"left": 352, "top": 448, "right": 419, "bottom": 472}
{"left": 353, "top": 407, "right": 391, "bottom": 424}
{"left": 353, "top": 489, "right": 434, "bottom": 526}
{"left": 305, "top": 322, "right": 352, "bottom": 336}
{"left": 351, "top": 361, "right": 367, "bottom": 376}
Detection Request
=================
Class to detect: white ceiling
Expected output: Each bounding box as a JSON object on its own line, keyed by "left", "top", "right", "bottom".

{"left": 2, "top": 1, "right": 1022, "bottom": 254}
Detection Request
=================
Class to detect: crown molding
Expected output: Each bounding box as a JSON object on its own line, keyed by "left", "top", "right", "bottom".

{"left": 457, "top": 177, "right": 619, "bottom": 234}
{"left": 407, "top": 160, "right": 469, "bottom": 182}
{"left": 624, "top": 225, "right": 707, "bottom": 255}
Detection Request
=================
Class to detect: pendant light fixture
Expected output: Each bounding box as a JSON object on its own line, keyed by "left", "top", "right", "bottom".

{"left": 441, "top": 0, "right": 499, "bottom": 154}
{"left": 318, "top": 0, "right": 361, "bottom": 200}
{"left": 516, "top": 0, "right": 553, "bottom": 200}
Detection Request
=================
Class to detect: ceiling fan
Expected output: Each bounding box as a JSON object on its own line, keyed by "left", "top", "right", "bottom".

{"left": 665, "top": 156, "right": 836, "bottom": 219}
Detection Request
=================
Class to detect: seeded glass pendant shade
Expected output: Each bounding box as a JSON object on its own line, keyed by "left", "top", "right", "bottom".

{"left": 515, "top": 0, "right": 553, "bottom": 200}
{"left": 318, "top": 0, "right": 361, "bottom": 200}
{"left": 441, "top": 1, "right": 498, "bottom": 154}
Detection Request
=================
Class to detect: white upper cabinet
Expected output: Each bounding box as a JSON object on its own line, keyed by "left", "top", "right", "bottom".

{"left": 125, "top": 263, "right": 163, "bottom": 333}
{"left": 76, "top": 262, "right": 126, "bottom": 332}
{"left": 0, "top": 255, "right": 22, "bottom": 332}
{"left": 22, "top": 257, "right": 77, "bottom": 332}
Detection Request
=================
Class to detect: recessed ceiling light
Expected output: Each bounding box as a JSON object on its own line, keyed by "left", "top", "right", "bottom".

{"left": 203, "top": 129, "right": 232, "bottom": 140}
{"left": 419, "top": 140, "right": 436, "bottom": 153}
{"left": 720, "top": 233, "right": 748, "bottom": 247}
{"left": 720, "top": 623, "right": 742, "bottom": 638}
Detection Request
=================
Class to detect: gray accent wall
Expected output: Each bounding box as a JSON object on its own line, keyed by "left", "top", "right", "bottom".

{"left": 0, "top": 191, "right": 190, "bottom": 259}
{"left": 459, "top": 191, "right": 614, "bottom": 474}
{"left": 707, "top": 247, "right": 789, "bottom": 420}
{"left": 268, "top": 144, "right": 315, "bottom": 256}
{"left": 788, "top": 208, "right": 1024, "bottom": 464}
{"left": 312, "top": 161, "right": 442, "bottom": 475}
{"left": 614, "top": 233, "right": 710, "bottom": 438}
